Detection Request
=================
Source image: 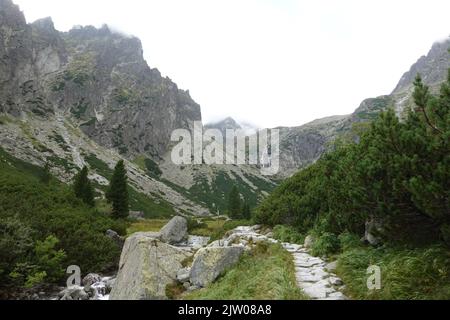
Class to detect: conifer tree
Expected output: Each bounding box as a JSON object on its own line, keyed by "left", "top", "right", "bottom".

{"left": 73, "top": 166, "right": 95, "bottom": 207}
{"left": 242, "top": 200, "right": 251, "bottom": 220}
{"left": 107, "top": 160, "right": 129, "bottom": 219}
{"left": 227, "top": 186, "right": 242, "bottom": 219}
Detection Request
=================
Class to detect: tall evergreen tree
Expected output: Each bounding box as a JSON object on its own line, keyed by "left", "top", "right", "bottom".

{"left": 73, "top": 166, "right": 95, "bottom": 207}
{"left": 227, "top": 186, "right": 242, "bottom": 219}
{"left": 242, "top": 200, "right": 251, "bottom": 220}
{"left": 107, "top": 160, "right": 129, "bottom": 219}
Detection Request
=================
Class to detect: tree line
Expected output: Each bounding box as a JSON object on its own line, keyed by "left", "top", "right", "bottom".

{"left": 255, "top": 70, "right": 450, "bottom": 247}
{"left": 73, "top": 160, "right": 129, "bottom": 219}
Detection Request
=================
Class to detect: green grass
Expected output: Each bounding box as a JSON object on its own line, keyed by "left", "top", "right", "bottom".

{"left": 272, "top": 225, "right": 305, "bottom": 244}
{"left": 190, "top": 219, "right": 253, "bottom": 241}
{"left": 337, "top": 245, "right": 450, "bottom": 300}
{"left": 133, "top": 155, "right": 162, "bottom": 178}
{"left": 126, "top": 219, "right": 169, "bottom": 236}
{"left": 184, "top": 242, "right": 307, "bottom": 300}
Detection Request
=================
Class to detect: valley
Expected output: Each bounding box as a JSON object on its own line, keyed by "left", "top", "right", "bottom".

{"left": 0, "top": 0, "right": 449, "bottom": 302}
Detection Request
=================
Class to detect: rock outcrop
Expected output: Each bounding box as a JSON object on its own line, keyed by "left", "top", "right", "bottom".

{"left": 190, "top": 247, "right": 244, "bottom": 288}
{"left": 160, "top": 216, "right": 188, "bottom": 244}
{"left": 110, "top": 232, "right": 191, "bottom": 300}
{"left": 0, "top": 0, "right": 202, "bottom": 157}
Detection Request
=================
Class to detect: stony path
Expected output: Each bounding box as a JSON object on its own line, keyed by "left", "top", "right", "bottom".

{"left": 281, "top": 243, "right": 348, "bottom": 300}
{"left": 228, "top": 227, "right": 348, "bottom": 300}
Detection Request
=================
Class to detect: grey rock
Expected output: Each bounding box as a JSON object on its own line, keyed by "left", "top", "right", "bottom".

{"left": 160, "top": 216, "right": 188, "bottom": 244}
{"left": 58, "top": 286, "right": 89, "bottom": 300}
{"left": 183, "top": 282, "right": 191, "bottom": 290}
{"left": 325, "top": 261, "right": 338, "bottom": 272}
{"left": 329, "top": 277, "right": 344, "bottom": 286}
{"left": 364, "top": 218, "right": 384, "bottom": 246}
{"left": 304, "top": 235, "right": 315, "bottom": 249}
{"left": 187, "top": 285, "right": 200, "bottom": 292}
{"left": 176, "top": 268, "right": 191, "bottom": 283}
{"left": 190, "top": 247, "right": 244, "bottom": 288}
{"left": 82, "top": 273, "right": 102, "bottom": 287}
{"left": 110, "top": 232, "right": 191, "bottom": 300}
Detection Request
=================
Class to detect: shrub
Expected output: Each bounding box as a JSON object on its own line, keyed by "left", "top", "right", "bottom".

{"left": 339, "top": 232, "right": 362, "bottom": 251}
{"left": 186, "top": 217, "right": 207, "bottom": 232}
{"left": 310, "top": 232, "right": 340, "bottom": 257}
{"left": 273, "top": 225, "right": 305, "bottom": 244}
{"left": 0, "top": 151, "right": 126, "bottom": 290}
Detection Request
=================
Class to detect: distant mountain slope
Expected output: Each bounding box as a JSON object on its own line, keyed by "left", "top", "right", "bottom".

{"left": 275, "top": 37, "right": 450, "bottom": 177}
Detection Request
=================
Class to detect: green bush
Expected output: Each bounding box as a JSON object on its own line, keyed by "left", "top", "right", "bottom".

{"left": 339, "top": 232, "right": 362, "bottom": 251}
{"left": 273, "top": 225, "right": 305, "bottom": 244}
{"left": 310, "top": 232, "right": 340, "bottom": 257}
{"left": 0, "top": 150, "right": 126, "bottom": 290}
{"left": 186, "top": 217, "right": 207, "bottom": 232}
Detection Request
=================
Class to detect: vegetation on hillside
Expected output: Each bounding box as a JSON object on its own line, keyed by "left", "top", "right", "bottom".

{"left": 106, "top": 160, "right": 129, "bottom": 219}
{"left": 0, "top": 148, "right": 127, "bottom": 294}
{"left": 184, "top": 242, "right": 306, "bottom": 300}
{"left": 255, "top": 70, "right": 450, "bottom": 299}
{"left": 73, "top": 166, "right": 94, "bottom": 207}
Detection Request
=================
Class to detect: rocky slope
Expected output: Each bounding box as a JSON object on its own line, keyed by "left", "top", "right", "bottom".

{"left": 0, "top": 0, "right": 275, "bottom": 216}
{"left": 274, "top": 37, "right": 450, "bottom": 177}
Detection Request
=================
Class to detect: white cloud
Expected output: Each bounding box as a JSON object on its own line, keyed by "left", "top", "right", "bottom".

{"left": 13, "top": 0, "right": 450, "bottom": 128}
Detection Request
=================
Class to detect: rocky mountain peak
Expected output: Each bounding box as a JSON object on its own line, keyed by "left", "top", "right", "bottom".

{"left": 393, "top": 37, "right": 450, "bottom": 94}
{"left": 31, "top": 17, "right": 55, "bottom": 32}
{"left": 205, "top": 117, "right": 242, "bottom": 134}
{"left": 0, "top": 0, "right": 26, "bottom": 27}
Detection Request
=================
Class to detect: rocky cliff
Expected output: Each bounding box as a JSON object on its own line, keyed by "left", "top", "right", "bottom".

{"left": 0, "top": 0, "right": 201, "bottom": 158}
{"left": 0, "top": 0, "right": 275, "bottom": 216}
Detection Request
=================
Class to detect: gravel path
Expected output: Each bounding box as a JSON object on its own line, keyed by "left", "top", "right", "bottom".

{"left": 229, "top": 227, "right": 348, "bottom": 300}
{"left": 281, "top": 243, "right": 348, "bottom": 300}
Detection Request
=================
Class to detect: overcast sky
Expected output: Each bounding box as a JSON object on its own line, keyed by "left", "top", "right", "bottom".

{"left": 14, "top": 0, "right": 450, "bottom": 128}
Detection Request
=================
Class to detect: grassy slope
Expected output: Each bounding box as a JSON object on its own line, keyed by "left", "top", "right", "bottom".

{"left": 0, "top": 147, "right": 124, "bottom": 279}
{"left": 337, "top": 245, "right": 450, "bottom": 300}
{"left": 84, "top": 153, "right": 175, "bottom": 218}
{"left": 184, "top": 243, "right": 306, "bottom": 300}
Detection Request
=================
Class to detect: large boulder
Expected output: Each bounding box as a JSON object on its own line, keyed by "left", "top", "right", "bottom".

{"left": 109, "top": 233, "right": 191, "bottom": 300}
{"left": 106, "top": 229, "right": 125, "bottom": 247}
{"left": 190, "top": 247, "right": 244, "bottom": 288}
{"left": 363, "top": 218, "right": 384, "bottom": 246}
{"left": 160, "top": 216, "right": 188, "bottom": 244}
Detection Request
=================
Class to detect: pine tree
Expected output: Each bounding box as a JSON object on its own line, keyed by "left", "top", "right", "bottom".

{"left": 242, "top": 200, "right": 251, "bottom": 220}
{"left": 107, "top": 160, "right": 129, "bottom": 219}
{"left": 227, "top": 186, "right": 242, "bottom": 219}
{"left": 73, "top": 166, "right": 95, "bottom": 207}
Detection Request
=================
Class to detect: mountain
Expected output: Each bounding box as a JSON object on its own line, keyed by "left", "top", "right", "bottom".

{"left": 205, "top": 117, "right": 242, "bottom": 134}
{"left": 275, "top": 37, "right": 450, "bottom": 177}
{"left": 0, "top": 0, "right": 275, "bottom": 216}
